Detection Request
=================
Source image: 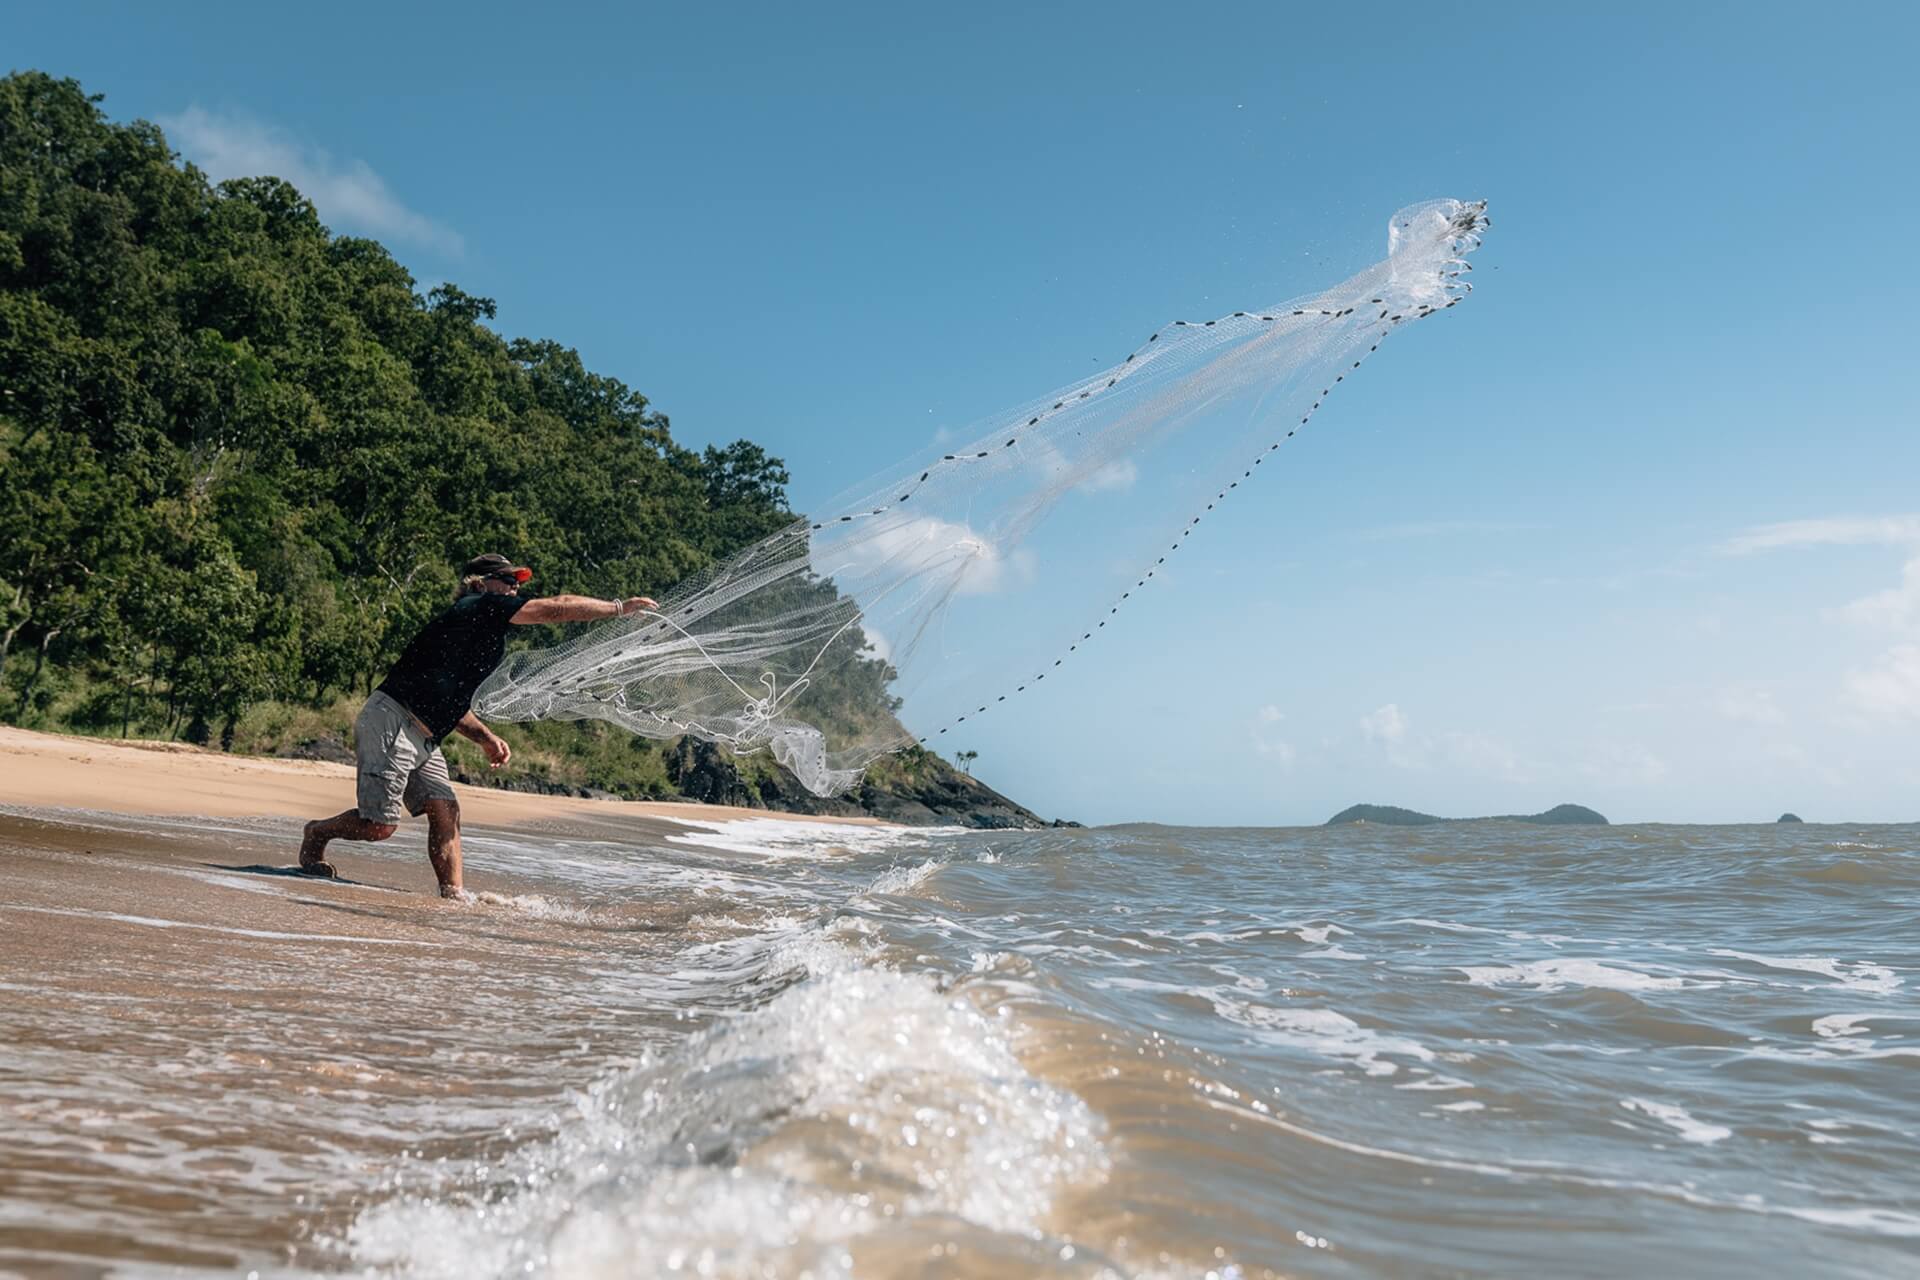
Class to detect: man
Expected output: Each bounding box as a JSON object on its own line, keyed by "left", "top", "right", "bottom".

{"left": 297, "top": 553, "right": 655, "bottom": 897}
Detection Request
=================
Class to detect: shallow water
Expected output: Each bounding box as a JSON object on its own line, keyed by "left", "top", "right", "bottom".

{"left": 2, "top": 810, "right": 1916, "bottom": 1277}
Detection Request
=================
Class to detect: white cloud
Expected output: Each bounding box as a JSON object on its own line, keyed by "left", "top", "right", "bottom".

{"left": 1359, "top": 703, "right": 1407, "bottom": 745}
{"left": 1014, "top": 434, "right": 1139, "bottom": 500}
{"left": 160, "top": 105, "right": 463, "bottom": 255}
{"left": 1720, "top": 514, "right": 1920, "bottom": 555}
{"left": 1356, "top": 705, "right": 1526, "bottom": 779}
{"left": 1253, "top": 737, "right": 1297, "bottom": 769}
{"left": 1843, "top": 645, "right": 1920, "bottom": 721}
{"left": 1250, "top": 706, "right": 1294, "bottom": 769}
{"left": 1359, "top": 703, "right": 1430, "bottom": 769}
{"left": 1719, "top": 515, "right": 1920, "bottom": 725}
{"left": 812, "top": 514, "right": 1019, "bottom": 597}
{"left": 1833, "top": 554, "right": 1920, "bottom": 630}
{"left": 1080, "top": 457, "right": 1138, "bottom": 493}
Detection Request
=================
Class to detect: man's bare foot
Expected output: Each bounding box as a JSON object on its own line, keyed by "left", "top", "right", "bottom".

{"left": 298, "top": 821, "right": 338, "bottom": 878}
{"left": 439, "top": 883, "right": 470, "bottom": 902}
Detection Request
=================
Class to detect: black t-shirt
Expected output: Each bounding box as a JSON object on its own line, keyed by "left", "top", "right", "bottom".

{"left": 377, "top": 592, "right": 527, "bottom": 739}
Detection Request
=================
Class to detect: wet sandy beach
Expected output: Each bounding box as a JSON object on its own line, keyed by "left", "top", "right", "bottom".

{"left": 0, "top": 727, "right": 883, "bottom": 1275}
{"left": 0, "top": 807, "right": 709, "bottom": 1273}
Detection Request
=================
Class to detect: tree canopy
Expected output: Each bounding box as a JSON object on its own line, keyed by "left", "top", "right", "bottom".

{"left": 0, "top": 71, "right": 837, "bottom": 752}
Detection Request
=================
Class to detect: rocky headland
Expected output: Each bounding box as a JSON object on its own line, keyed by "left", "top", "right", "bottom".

{"left": 1327, "top": 802, "right": 1609, "bottom": 827}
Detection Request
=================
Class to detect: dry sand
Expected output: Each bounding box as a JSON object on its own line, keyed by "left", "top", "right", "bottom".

{"left": 0, "top": 724, "right": 881, "bottom": 830}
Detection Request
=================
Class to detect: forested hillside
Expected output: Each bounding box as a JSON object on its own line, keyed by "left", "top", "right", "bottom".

{"left": 0, "top": 72, "right": 1045, "bottom": 826}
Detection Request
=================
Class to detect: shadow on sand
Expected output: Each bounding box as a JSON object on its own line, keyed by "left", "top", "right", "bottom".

{"left": 207, "top": 862, "right": 404, "bottom": 892}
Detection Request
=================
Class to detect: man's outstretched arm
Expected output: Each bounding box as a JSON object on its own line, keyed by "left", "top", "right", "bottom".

{"left": 511, "top": 594, "right": 657, "bottom": 624}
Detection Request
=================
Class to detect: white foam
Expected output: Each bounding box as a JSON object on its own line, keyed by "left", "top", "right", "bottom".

{"left": 1812, "top": 1014, "right": 1872, "bottom": 1040}
{"left": 1709, "top": 950, "right": 1902, "bottom": 995}
{"left": 1294, "top": 923, "right": 1353, "bottom": 945}
{"left": 1211, "top": 998, "right": 1434, "bottom": 1077}
{"left": 1620, "top": 1097, "right": 1731, "bottom": 1144}
{"left": 347, "top": 937, "right": 1106, "bottom": 1277}
{"left": 466, "top": 891, "right": 597, "bottom": 923}
{"left": 1459, "top": 959, "right": 1690, "bottom": 994}
{"left": 661, "top": 815, "right": 946, "bottom": 859}
{"left": 864, "top": 858, "right": 944, "bottom": 895}
{"left": 1775, "top": 1206, "right": 1920, "bottom": 1237}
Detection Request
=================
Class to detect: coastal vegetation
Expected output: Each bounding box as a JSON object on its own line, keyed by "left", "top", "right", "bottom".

{"left": 0, "top": 72, "right": 1033, "bottom": 824}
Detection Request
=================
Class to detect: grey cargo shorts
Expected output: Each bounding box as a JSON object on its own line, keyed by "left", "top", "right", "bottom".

{"left": 354, "top": 691, "right": 457, "bottom": 822}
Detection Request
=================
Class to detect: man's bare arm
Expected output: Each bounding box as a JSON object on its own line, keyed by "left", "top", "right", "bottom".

{"left": 453, "top": 712, "right": 511, "bottom": 768}
{"left": 511, "top": 594, "right": 657, "bottom": 624}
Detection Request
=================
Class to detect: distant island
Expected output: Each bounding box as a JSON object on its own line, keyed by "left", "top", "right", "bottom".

{"left": 1777, "top": 813, "right": 1804, "bottom": 824}
{"left": 1327, "top": 803, "right": 1609, "bottom": 827}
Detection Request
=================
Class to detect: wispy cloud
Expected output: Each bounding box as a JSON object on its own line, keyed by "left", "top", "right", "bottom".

{"left": 1844, "top": 644, "right": 1920, "bottom": 722}
{"left": 1358, "top": 703, "right": 1528, "bottom": 780}
{"left": 160, "top": 105, "right": 463, "bottom": 255}
{"left": 812, "top": 515, "right": 1031, "bottom": 598}
{"left": 1080, "top": 457, "right": 1138, "bottom": 493}
{"left": 1359, "top": 703, "right": 1408, "bottom": 746}
{"left": 1250, "top": 705, "right": 1294, "bottom": 769}
{"left": 1833, "top": 555, "right": 1920, "bottom": 630}
{"left": 1720, "top": 515, "right": 1920, "bottom": 718}
{"left": 1720, "top": 514, "right": 1920, "bottom": 555}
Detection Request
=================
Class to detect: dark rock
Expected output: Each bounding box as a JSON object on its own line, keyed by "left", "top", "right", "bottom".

{"left": 441, "top": 734, "right": 1055, "bottom": 830}
{"left": 279, "top": 734, "right": 354, "bottom": 765}
{"left": 443, "top": 756, "right": 579, "bottom": 796}
{"left": 662, "top": 737, "right": 755, "bottom": 809}
{"left": 1777, "top": 812, "right": 1804, "bottom": 824}
{"left": 838, "top": 752, "right": 1049, "bottom": 829}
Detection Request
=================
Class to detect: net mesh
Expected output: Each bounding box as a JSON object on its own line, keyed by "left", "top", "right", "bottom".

{"left": 474, "top": 199, "right": 1490, "bottom": 795}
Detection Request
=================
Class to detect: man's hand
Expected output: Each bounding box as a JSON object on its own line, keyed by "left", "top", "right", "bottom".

{"left": 454, "top": 711, "right": 511, "bottom": 769}
{"left": 618, "top": 596, "right": 659, "bottom": 616}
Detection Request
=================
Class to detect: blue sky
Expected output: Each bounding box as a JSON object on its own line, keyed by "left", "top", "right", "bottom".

{"left": 14, "top": 2, "right": 1919, "bottom": 824}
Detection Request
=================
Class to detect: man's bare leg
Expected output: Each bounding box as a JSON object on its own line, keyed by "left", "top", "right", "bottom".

{"left": 299, "top": 810, "right": 399, "bottom": 878}
{"left": 421, "top": 798, "right": 464, "bottom": 898}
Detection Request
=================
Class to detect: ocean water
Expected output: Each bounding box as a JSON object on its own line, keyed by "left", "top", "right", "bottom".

{"left": 3, "top": 811, "right": 1918, "bottom": 1277}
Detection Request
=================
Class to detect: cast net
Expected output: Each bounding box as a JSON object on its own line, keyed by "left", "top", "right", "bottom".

{"left": 473, "top": 199, "right": 1489, "bottom": 795}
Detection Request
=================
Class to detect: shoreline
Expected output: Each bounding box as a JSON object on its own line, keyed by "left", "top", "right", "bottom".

{"left": 0, "top": 724, "right": 891, "bottom": 831}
